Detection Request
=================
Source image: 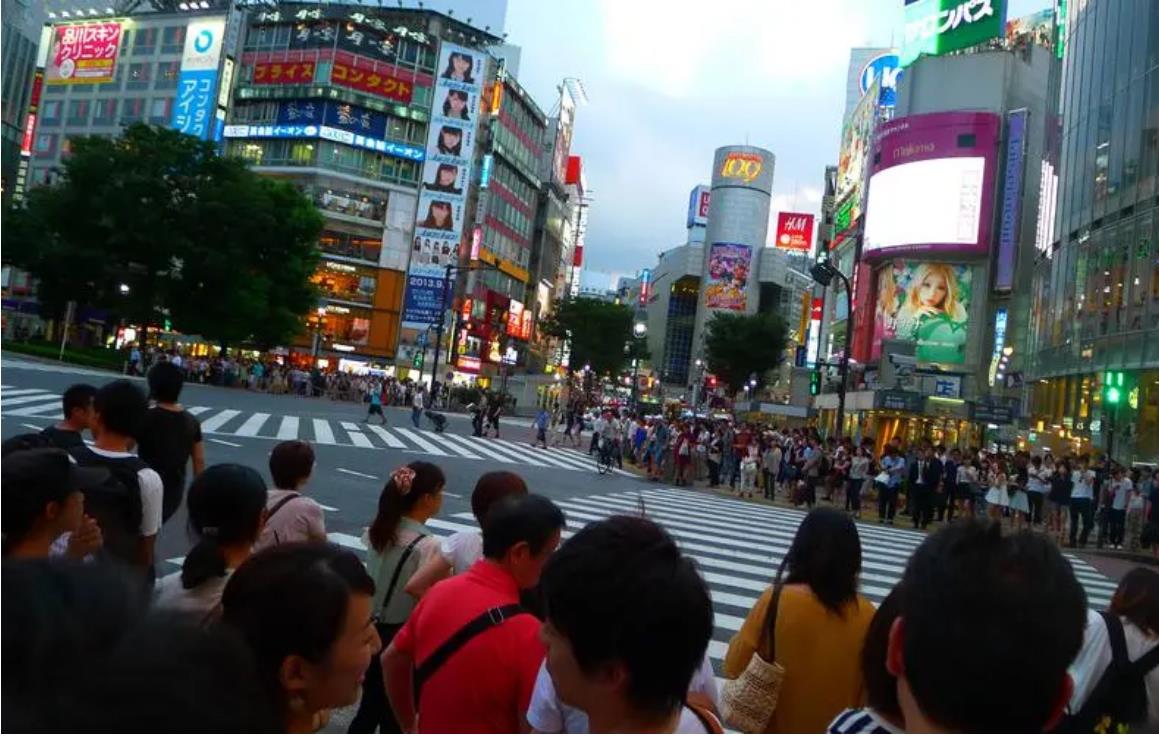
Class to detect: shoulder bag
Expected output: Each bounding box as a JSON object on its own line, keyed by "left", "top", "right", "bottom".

{"left": 720, "top": 579, "right": 786, "bottom": 732}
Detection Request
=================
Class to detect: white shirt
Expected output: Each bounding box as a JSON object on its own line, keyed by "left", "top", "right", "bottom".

{"left": 1027, "top": 466, "right": 1051, "bottom": 493}
{"left": 439, "top": 529, "right": 483, "bottom": 573}
{"left": 87, "top": 446, "right": 164, "bottom": 536}
{"left": 154, "top": 570, "right": 230, "bottom": 621}
{"left": 1112, "top": 479, "right": 1134, "bottom": 511}
{"left": 412, "top": 390, "right": 425, "bottom": 409}
{"left": 1069, "top": 609, "right": 1159, "bottom": 730}
{"left": 1072, "top": 469, "right": 1096, "bottom": 500}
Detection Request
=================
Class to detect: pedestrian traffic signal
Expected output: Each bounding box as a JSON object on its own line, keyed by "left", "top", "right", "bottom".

{"left": 809, "top": 369, "right": 821, "bottom": 396}
{"left": 413, "top": 352, "right": 424, "bottom": 369}
{"left": 1103, "top": 371, "right": 1124, "bottom": 404}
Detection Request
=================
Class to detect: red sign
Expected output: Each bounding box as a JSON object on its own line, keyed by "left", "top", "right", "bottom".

{"left": 457, "top": 356, "right": 481, "bottom": 372}
{"left": 47, "top": 22, "right": 123, "bottom": 84}
{"left": 507, "top": 300, "right": 525, "bottom": 338}
{"left": 565, "top": 156, "right": 582, "bottom": 185}
{"left": 330, "top": 60, "right": 412, "bottom": 104}
{"left": 573, "top": 245, "right": 583, "bottom": 267}
{"left": 697, "top": 190, "right": 711, "bottom": 219}
{"left": 775, "top": 212, "right": 815, "bottom": 252}
{"left": 253, "top": 61, "right": 316, "bottom": 85}
{"left": 810, "top": 297, "right": 824, "bottom": 321}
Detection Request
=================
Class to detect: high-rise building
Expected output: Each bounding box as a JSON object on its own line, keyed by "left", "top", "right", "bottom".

{"left": 1026, "top": 0, "right": 1159, "bottom": 463}
{"left": 1, "top": 0, "right": 45, "bottom": 204}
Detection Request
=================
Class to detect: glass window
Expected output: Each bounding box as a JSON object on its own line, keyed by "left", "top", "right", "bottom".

{"left": 133, "top": 26, "right": 157, "bottom": 55}
{"left": 1141, "top": 70, "right": 1159, "bottom": 201}
{"left": 34, "top": 133, "right": 56, "bottom": 156}
{"left": 92, "top": 98, "right": 117, "bottom": 125}
{"left": 100, "top": 65, "right": 123, "bottom": 91}
{"left": 127, "top": 62, "right": 151, "bottom": 89}
{"left": 66, "top": 99, "right": 90, "bottom": 125}
{"left": 41, "top": 99, "right": 61, "bottom": 125}
{"left": 161, "top": 25, "right": 186, "bottom": 54}
{"left": 289, "top": 141, "right": 316, "bottom": 165}
{"left": 149, "top": 98, "right": 172, "bottom": 123}
{"left": 122, "top": 98, "right": 145, "bottom": 122}
{"left": 1122, "top": 78, "right": 1144, "bottom": 205}
{"left": 155, "top": 60, "right": 181, "bottom": 88}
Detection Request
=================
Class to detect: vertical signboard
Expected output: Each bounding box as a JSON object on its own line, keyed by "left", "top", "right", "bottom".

{"left": 171, "top": 17, "right": 226, "bottom": 139}
{"left": 994, "top": 108, "right": 1027, "bottom": 291}
{"left": 774, "top": 212, "right": 816, "bottom": 252}
{"left": 551, "top": 86, "right": 575, "bottom": 187}
{"left": 45, "top": 21, "right": 124, "bottom": 84}
{"left": 13, "top": 26, "right": 53, "bottom": 204}
{"left": 806, "top": 297, "right": 824, "bottom": 365}
{"left": 686, "top": 184, "right": 711, "bottom": 228}
{"left": 401, "top": 41, "right": 483, "bottom": 328}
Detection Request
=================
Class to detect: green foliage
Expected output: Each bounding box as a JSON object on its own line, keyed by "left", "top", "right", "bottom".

{"left": 539, "top": 297, "right": 637, "bottom": 377}
{"left": 703, "top": 311, "right": 788, "bottom": 393}
{"left": 3, "top": 124, "right": 323, "bottom": 349}
{"left": 3, "top": 340, "right": 125, "bottom": 371}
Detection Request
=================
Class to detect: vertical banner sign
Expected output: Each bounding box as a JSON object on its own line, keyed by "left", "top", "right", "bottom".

{"left": 686, "top": 184, "right": 711, "bottom": 228}
{"left": 46, "top": 21, "right": 124, "bottom": 84}
{"left": 171, "top": 18, "right": 226, "bottom": 139}
{"left": 774, "top": 212, "right": 816, "bottom": 252}
{"left": 401, "top": 42, "right": 483, "bottom": 329}
{"left": 806, "top": 297, "right": 824, "bottom": 365}
{"left": 994, "top": 108, "right": 1027, "bottom": 291}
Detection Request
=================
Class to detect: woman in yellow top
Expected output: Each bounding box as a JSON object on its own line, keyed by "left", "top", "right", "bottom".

{"left": 723, "top": 508, "right": 876, "bottom": 733}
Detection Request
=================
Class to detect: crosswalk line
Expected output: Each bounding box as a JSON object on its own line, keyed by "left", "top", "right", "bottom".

{"left": 455, "top": 435, "right": 551, "bottom": 467}
{"left": 419, "top": 430, "right": 482, "bottom": 459}
{"left": 2, "top": 393, "right": 63, "bottom": 407}
{"left": 2, "top": 388, "right": 53, "bottom": 397}
{"left": 185, "top": 406, "right": 212, "bottom": 416}
{"left": 312, "top": 419, "right": 336, "bottom": 445}
{"left": 200, "top": 409, "right": 241, "bottom": 433}
{"left": 235, "top": 412, "right": 270, "bottom": 437}
{"left": 393, "top": 427, "right": 448, "bottom": 456}
{"left": 490, "top": 437, "right": 584, "bottom": 470}
{"left": 327, "top": 532, "right": 367, "bottom": 551}
{"left": 0, "top": 384, "right": 12, "bottom": 389}
{"left": 276, "top": 415, "right": 300, "bottom": 440}
{"left": 366, "top": 424, "right": 406, "bottom": 448}
{"left": 340, "top": 422, "right": 375, "bottom": 449}
{"left": 443, "top": 433, "right": 529, "bottom": 463}
{"left": 8, "top": 402, "right": 65, "bottom": 418}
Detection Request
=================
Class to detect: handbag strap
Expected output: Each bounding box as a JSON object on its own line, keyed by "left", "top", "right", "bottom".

{"left": 414, "top": 603, "right": 525, "bottom": 698}
{"left": 759, "top": 578, "right": 786, "bottom": 662}
{"left": 375, "top": 534, "right": 426, "bottom": 620}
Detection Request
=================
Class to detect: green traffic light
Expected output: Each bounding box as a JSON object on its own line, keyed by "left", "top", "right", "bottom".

{"left": 1106, "top": 386, "right": 1121, "bottom": 404}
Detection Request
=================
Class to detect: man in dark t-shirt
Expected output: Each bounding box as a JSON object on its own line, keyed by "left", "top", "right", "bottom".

{"left": 40, "top": 383, "right": 97, "bottom": 450}
{"left": 137, "top": 362, "right": 205, "bottom": 522}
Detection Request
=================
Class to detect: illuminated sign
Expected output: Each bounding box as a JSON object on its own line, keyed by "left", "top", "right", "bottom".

{"left": 46, "top": 21, "right": 124, "bottom": 85}
{"left": 687, "top": 184, "right": 711, "bottom": 228}
{"left": 222, "top": 123, "right": 424, "bottom": 160}
{"left": 806, "top": 297, "right": 823, "bottom": 365}
{"left": 775, "top": 212, "right": 815, "bottom": 253}
{"left": 479, "top": 154, "right": 493, "bottom": 188}
{"left": 329, "top": 60, "right": 413, "bottom": 104}
{"left": 253, "top": 60, "right": 316, "bottom": 85}
{"left": 639, "top": 268, "right": 652, "bottom": 304}
{"left": 457, "top": 355, "right": 481, "bottom": 372}
{"left": 994, "top": 109, "right": 1027, "bottom": 291}
{"left": 858, "top": 52, "right": 903, "bottom": 109}
{"left": 901, "top": 0, "right": 1007, "bottom": 67}
{"left": 719, "top": 152, "right": 764, "bottom": 183}
{"left": 217, "top": 57, "right": 235, "bottom": 109}
{"left": 171, "top": 17, "right": 226, "bottom": 140}
{"left": 988, "top": 306, "right": 1007, "bottom": 386}
{"left": 1034, "top": 159, "right": 1058, "bottom": 256}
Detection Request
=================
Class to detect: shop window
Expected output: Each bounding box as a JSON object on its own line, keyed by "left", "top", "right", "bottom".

{"left": 319, "top": 308, "right": 371, "bottom": 346}
{"left": 133, "top": 27, "right": 157, "bottom": 56}
{"left": 314, "top": 186, "right": 387, "bottom": 222}
{"left": 289, "top": 141, "right": 316, "bottom": 165}
{"left": 161, "top": 25, "right": 186, "bottom": 54}
{"left": 311, "top": 262, "right": 377, "bottom": 304}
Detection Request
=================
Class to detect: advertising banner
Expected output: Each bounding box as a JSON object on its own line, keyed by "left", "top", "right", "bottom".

{"left": 46, "top": 21, "right": 123, "bottom": 84}
{"left": 330, "top": 60, "right": 413, "bottom": 104}
{"left": 276, "top": 100, "right": 387, "bottom": 140}
{"left": 687, "top": 185, "right": 711, "bottom": 228}
{"left": 858, "top": 51, "right": 903, "bottom": 111}
{"left": 552, "top": 87, "right": 575, "bottom": 187}
{"left": 252, "top": 60, "right": 316, "bottom": 85}
{"left": 775, "top": 212, "right": 815, "bottom": 252}
{"left": 873, "top": 261, "right": 972, "bottom": 365}
{"left": 704, "top": 243, "right": 752, "bottom": 311}
{"left": 834, "top": 78, "right": 879, "bottom": 244}
{"left": 401, "top": 41, "right": 483, "bottom": 329}
{"left": 901, "top": 0, "right": 1007, "bottom": 66}
{"left": 401, "top": 272, "right": 447, "bottom": 328}
{"left": 994, "top": 108, "right": 1027, "bottom": 291}
{"left": 171, "top": 18, "right": 226, "bottom": 139}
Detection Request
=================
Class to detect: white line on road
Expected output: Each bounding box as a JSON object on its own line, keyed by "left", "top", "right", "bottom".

{"left": 393, "top": 427, "right": 448, "bottom": 456}
{"left": 1, "top": 393, "right": 62, "bottom": 406}
{"left": 21, "top": 423, "right": 42, "bottom": 431}
{"left": 327, "top": 532, "right": 367, "bottom": 551}
{"left": 312, "top": 419, "right": 336, "bottom": 445}
{"left": 2, "top": 388, "right": 53, "bottom": 397}
{"left": 235, "top": 412, "right": 270, "bottom": 437}
{"left": 318, "top": 503, "right": 339, "bottom": 512}
{"left": 276, "top": 415, "right": 299, "bottom": 440}
{"left": 201, "top": 409, "right": 241, "bottom": 433}
{"left": 340, "top": 422, "right": 374, "bottom": 448}
{"left": 366, "top": 425, "right": 405, "bottom": 448}
{"left": 418, "top": 430, "right": 482, "bottom": 459}
{"left": 208, "top": 438, "right": 242, "bottom": 447}
{"left": 8, "top": 402, "right": 65, "bottom": 417}
{"left": 443, "top": 492, "right": 463, "bottom": 498}
{"left": 185, "top": 406, "right": 212, "bottom": 416}
{"left": 337, "top": 467, "right": 378, "bottom": 480}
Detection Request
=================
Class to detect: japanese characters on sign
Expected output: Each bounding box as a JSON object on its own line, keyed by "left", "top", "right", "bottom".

{"left": 329, "top": 60, "right": 413, "bottom": 105}
{"left": 704, "top": 243, "right": 752, "bottom": 311}
{"left": 276, "top": 100, "right": 387, "bottom": 140}
{"left": 46, "top": 21, "right": 123, "bottom": 85}
{"left": 774, "top": 212, "right": 816, "bottom": 253}
{"left": 901, "top": 0, "right": 1006, "bottom": 67}
{"left": 221, "top": 121, "right": 424, "bottom": 161}
{"left": 171, "top": 18, "right": 226, "bottom": 140}
{"left": 252, "top": 60, "right": 316, "bottom": 85}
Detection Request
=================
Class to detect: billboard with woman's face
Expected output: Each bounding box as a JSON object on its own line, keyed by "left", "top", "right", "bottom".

{"left": 872, "top": 260, "right": 972, "bottom": 365}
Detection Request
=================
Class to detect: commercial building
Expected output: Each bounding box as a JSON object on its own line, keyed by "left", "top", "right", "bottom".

{"left": 1, "top": 0, "right": 44, "bottom": 203}
{"left": 1026, "top": 0, "right": 1159, "bottom": 464}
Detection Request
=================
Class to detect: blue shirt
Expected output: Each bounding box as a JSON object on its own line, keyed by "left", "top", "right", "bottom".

{"left": 882, "top": 456, "right": 906, "bottom": 488}
{"left": 369, "top": 389, "right": 382, "bottom": 406}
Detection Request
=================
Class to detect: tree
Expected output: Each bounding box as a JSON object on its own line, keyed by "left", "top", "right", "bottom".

{"left": 539, "top": 297, "right": 636, "bottom": 378}
{"left": 703, "top": 311, "right": 788, "bottom": 394}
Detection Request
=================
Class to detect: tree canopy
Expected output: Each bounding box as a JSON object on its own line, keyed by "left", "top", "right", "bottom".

{"left": 703, "top": 311, "right": 788, "bottom": 393}
{"left": 539, "top": 297, "right": 642, "bottom": 377}
{"left": 4, "top": 124, "right": 323, "bottom": 349}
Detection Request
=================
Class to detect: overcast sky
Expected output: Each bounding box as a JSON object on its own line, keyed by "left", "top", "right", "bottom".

{"left": 496, "top": 0, "right": 1048, "bottom": 286}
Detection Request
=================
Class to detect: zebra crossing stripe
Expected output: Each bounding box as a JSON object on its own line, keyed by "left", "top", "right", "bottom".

{"left": 366, "top": 425, "right": 405, "bottom": 448}
{"left": 8, "top": 402, "right": 65, "bottom": 417}
{"left": 201, "top": 409, "right": 241, "bottom": 433}
{"left": 185, "top": 406, "right": 212, "bottom": 416}
{"left": 327, "top": 532, "right": 367, "bottom": 551}
{"left": 393, "top": 427, "right": 448, "bottom": 456}
{"left": 276, "top": 416, "right": 300, "bottom": 440}
{"left": 1, "top": 393, "right": 62, "bottom": 406}
{"left": 312, "top": 419, "right": 336, "bottom": 445}
{"left": 454, "top": 435, "right": 551, "bottom": 467}
{"left": 2, "top": 388, "right": 52, "bottom": 397}
{"left": 489, "top": 437, "right": 588, "bottom": 471}
{"left": 418, "top": 430, "right": 483, "bottom": 459}
{"left": 235, "top": 412, "right": 271, "bottom": 437}
{"left": 340, "top": 422, "right": 375, "bottom": 449}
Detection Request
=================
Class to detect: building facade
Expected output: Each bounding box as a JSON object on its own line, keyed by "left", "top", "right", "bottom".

{"left": 1026, "top": 0, "right": 1159, "bottom": 463}
{"left": 1, "top": 0, "right": 43, "bottom": 203}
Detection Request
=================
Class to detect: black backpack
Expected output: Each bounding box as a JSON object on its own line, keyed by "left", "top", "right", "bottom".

{"left": 1057, "top": 612, "right": 1159, "bottom": 733}
{"left": 69, "top": 446, "right": 147, "bottom": 567}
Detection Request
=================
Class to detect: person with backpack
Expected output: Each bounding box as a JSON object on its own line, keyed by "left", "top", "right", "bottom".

{"left": 2, "top": 448, "right": 105, "bottom": 560}
{"left": 254, "top": 441, "right": 326, "bottom": 551}
{"left": 349, "top": 462, "right": 445, "bottom": 733}
{"left": 1064, "top": 567, "right": 1159, "bottom": 732}
{"left": 39, "top": 383, "right": 97, "bottom": 451}
{"left": 68, "top": 380, "right": 164, "bottom": 578}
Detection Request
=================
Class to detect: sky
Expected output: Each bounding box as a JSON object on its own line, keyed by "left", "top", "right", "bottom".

{"left": 461, "top": 0, "right": 1048, "bottom": 287}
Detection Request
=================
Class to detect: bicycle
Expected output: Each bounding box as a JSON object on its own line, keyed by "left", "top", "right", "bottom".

{"left": 596, "top": 437, "right": 616, "bottom": 476}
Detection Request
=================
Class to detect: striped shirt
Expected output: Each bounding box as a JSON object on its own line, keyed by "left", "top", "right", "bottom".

{"left": 828, "top": 708, "right": 899, "bottom": 734}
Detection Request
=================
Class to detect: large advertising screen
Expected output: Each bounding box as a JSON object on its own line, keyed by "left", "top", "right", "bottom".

{"left": 401, "top": 41, "right": 482, "bottom": 329}
{"left": 862, "top": 111, "right": 999, "bottom": 258}
{"left": 46, "top": 21, "right": 124, "bottom": 85}
{"left": 901, "top": 0, "right": 1007, "bottom": 67}
{"left": 704, "top": 243, "right": 751, "bottom": 311}
{"left": 873, "top": 260, "right": 973, "bottom": 365}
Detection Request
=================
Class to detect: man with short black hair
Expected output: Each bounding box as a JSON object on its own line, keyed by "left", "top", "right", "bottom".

{"left": 2, "top": 448, "right": 105, "bottom": 560}
{"left": 384, "top": 494, "right": 566, "bottom": 733}
{"left": 885, "top": 521, "right": 1086, "bottom": 732}
{"left": 535, "top": 515, "right": 718, "bottom": 733}
{"left": 69, "top": 380, "right": 164, "bottom": 577}
{"left": 40, "top": 383, "right": 97, "bottom": 450}
{"left": 137, "top": 362, "right": 205, "bottom": 521}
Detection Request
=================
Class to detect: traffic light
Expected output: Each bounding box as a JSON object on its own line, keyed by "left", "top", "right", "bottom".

{"left": 809, "top": 369, "right": 821, "bottom": 396}
{"left": 1103, "top": 371, "right": 1124, "bottom": 405}
{"left": 413, "top": 352, "right": 424, "bottom": 369}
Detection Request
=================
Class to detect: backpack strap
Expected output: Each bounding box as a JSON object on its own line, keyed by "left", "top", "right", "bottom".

{"left": 414, "top": 603, "right": 525, "bottom": 698}
{"left": 1102, "top": 611, "right": 1130, "bottom": 670}
{"left": 375, "top": 534, "right": 427, "bottom": 621}
{"left": 684, "top": 693, "right": 724, "bottom": 734}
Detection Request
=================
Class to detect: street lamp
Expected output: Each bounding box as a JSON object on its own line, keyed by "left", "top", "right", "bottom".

{"left": 809, "top": 258, "right": 853, "bottom": 441}
{"left": 630, "top": 310, "right": 647, "bottom": 412}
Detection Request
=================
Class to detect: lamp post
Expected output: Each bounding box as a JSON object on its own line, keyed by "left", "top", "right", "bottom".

{"left": 630, "top": 312, "right": 647, "bottom": 412}
{"left": 428, "top": 261, "right": 502, "bottom": 400}
{"left": 809, "top": 258, "right": 853, "bottom": 441}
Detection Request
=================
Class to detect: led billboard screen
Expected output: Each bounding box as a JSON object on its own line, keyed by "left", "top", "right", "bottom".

{"left": 873, "top": 260, "right": 973, "bottom": 365}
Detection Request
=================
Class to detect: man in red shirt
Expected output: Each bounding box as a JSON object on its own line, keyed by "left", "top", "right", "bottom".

{"left": 383, "top": 494, "right": 566, "bottom": 733}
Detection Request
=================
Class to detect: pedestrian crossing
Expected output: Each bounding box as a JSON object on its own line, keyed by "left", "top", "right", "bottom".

{"left": 0, "top": 384, "right": 624, "bottom": 474}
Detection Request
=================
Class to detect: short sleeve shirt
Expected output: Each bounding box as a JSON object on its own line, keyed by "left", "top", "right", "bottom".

{"left": 439, "top": 530, "right": 483, "bottom": 574}
{"left": 254, "top": 489, "right": 327, "bottom": 551}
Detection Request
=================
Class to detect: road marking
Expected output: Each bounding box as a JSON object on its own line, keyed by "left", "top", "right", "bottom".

{"left": 185, "top": 406, "right": 211, "bottom": 416}
{"left": 318, "top": 503, "right": 339, "bottom": 512}
{"left": 1, "top": 393, "right": 62, "bottom": 406}
{"left": 443, "top": 492, "right": 463, "bottom": 498}
{"left": 167, "top": 556, "right": 185, "bottom": 566}
{"left": 393, "top": 428, "right": 448, "bottom": 455}
{"left": 21, "top": 423, "right": 43, "bottom": 431}
{"left": 366, "top": 425, "right": 406, "bottom": 448}
{"left": 3, "top": 388, "right": 52, "bottom": 397}
{"left": 340, "top": 422, "right": 374, "bottom": 448}
{"left": 456, "top": 435, "right": 549, "bottom": 467}
{"left": 8, "top": 402, "right": 65, "bottom": 417}
{"left": 337, "top": 467, "right": 378, "bottom": 480}
{"left": 209, "top": 438, "right": 242, "bottom": 447}
{"left": 0, "top": 384, "right": 12, "bottom": 389}
{"left": 418, "top": 430, "right": 482, "bottom": 459}
{"left": 201, "top": 409, "right": 241, "bottom": 433}
{"left": 276, "top": 415, "right": 299, "bottom": 440}
{"left": 312, "top": 419, "right": 336, "bottom": 445}
{"left": 327, "top": 532, "right": 367, "bottom": 551}
{"left": 235, "top": 412, "right": 270, "bottom": 437}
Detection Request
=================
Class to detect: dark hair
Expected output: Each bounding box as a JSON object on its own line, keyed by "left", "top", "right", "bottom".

{"left": 367, "top": 461, "right": 445, "bottom": 552}
{"left": 861, "top": 586, "right": 902, "bottom": 725}
{"left": 437, "top": 126, "right": 462, "bottom": 155}
{"left": 470, "top": 471, "right": 529, "bottom": 525}
{"left": 220, "top": 543, "right": 375, "bottom": 718}
{"left": 540, "top": 516, "right": 713, "bottom": 719}
{"left": 419, "top": 200, "right": 453, "bottom": 230}
{"left": 1110, "top": 567, "right": 1159, "bottom": 637}
{"left": 268, "top": 440, "right": 315, "bottom": 490}
{"left": 442, "top": 89, "right": 470, "bottom": 119}
{"left": 146, "top": 362, "right": 184, "bottom": 404}
{"left": 2, "top": 448, "right": 79, "bottom": 552}
{"left": 781, "top": 508, "right": 861, "bottom": 613}
{"left": 441, "top": 51, "right": 474, "bottom": 82}
{"left": 482, "top": 494, "right": 566, "bottom": 559}
{"left": 93, "top": 379, "right": 147, "bottom": 437}
{"left": 61, "top": 383, "right": 97, "bottom": 420}
{"left": 182, "top": 464, "right": 268, "bottom": 589}
{"left": 897, "top": 521, "right": 1086, "bottom": 732}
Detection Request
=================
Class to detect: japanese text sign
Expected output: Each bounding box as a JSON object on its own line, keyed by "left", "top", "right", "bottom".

{"left": 329, "top": 60, "right": 412, "bottom": 104}
{"left": 171, "top": 18, "right": 225, "bottom": 140}
{"left": 901, "top": 0, "right": 1006, "bottom": 66}
{"left": 47, "top": 21, "right": 123, "bottom": 85}
{"left": 252, "top": 61, "right": 316, "bottom": 85}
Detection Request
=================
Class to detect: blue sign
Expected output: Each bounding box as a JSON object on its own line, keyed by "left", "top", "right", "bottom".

{"left": 859, "top": 52, "right": 902, "bottom": 109}
{"left": 401, "top": 273, "right": 446, "bottom": 329}
{"left": 222, "top": 122, "right": 424, "bottom": 161}
{"left": 223, "top": 124, "right": 319, "bottom": 138}
{"left": 172, "top": 69, "right": 218, "bottom": 139}
{"left": 276, "top": 100, "right": 388, "bottom": 141}
{"left": 479, "top": 154, "right": 493, "bottom": 189}
{"left": 995, "top": 109, "right": 1027, "bottom": 292}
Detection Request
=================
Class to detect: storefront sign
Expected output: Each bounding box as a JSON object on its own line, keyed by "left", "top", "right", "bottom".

{"left": 401, "top": 273, "right": 446, "bottom": 327}
{"left": 222, "top": 123, "right": 424, "bottom": 160}
{"left": 46, "top": 21, "right": 123, "bottom": 84}
{"left": 932, "top": 375, "right": 962, "bottom": 398}
{"left": 877, "top": 389, "right": 924, "bottom": 413}
{"left": 171, "top": 18, "right": 226, "bottom": 140}
{"left": 457, "top": 355, "right": 481, "bottom": 372}
{"left": 901, "top": 0, "right": 1006, "bottom": 67}
{"left": 719, "top": 152, "right": 764, "bottom": 184}
{"left": 774, "top": 212, "right": 815, "bottom": 253}
{"left": 994, "top": 109, "right": 1027, "bottom": 291}
{"left": 972, "top": 395, "right": 1019, "bottom": 424}
{"left": 252, "top": 60, "right": 316, "bottom": 85}
{"left": 330, "top": 60, "right": 413, "bottom": 104}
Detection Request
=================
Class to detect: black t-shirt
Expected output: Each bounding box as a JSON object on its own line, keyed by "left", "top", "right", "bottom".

{"left": 1150, "top": 488, "right": 1159, "bottom": 524}
{"left": 136, "top": 407, "right": 202, "bottom": 517}
{"left": 40, "top": 425, "right": 85, "bottom": 450}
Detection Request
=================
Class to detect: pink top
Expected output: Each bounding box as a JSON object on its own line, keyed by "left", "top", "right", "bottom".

{"left": 253, "top": 488, "right": 327, "bottom": 552}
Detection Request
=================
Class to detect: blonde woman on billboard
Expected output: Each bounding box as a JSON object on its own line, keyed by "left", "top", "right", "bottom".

{"left": 895, "top": 263, "right": 969, "bottom": 364}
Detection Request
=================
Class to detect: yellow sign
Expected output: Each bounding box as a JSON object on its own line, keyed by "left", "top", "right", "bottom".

{"left": 497, "top": 258, "right": 529, "bottom": 283}
{"left": 720, "top": 152, "right": 764, "bottom": 183}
